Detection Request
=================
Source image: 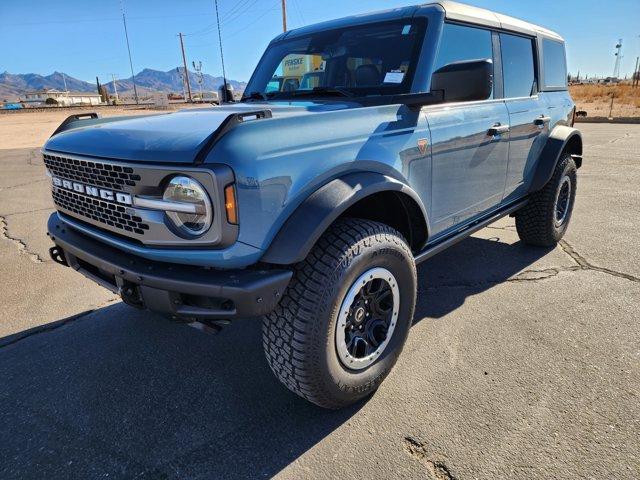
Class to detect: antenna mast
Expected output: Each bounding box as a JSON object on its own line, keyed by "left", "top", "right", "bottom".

{"left": 120, "top": 0, "right": 139, "bottom": 104}
{"left": 613, "top": 39, "right": 623, "bottom": 79}
{"left": 214, "top": 0, "right": 230, "bottom": 102}
{"left": 192, "top": 61, "right": 204, "bottom": 100}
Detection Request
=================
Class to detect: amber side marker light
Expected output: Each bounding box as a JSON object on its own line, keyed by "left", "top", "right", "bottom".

{"left": 224, "top": 184, "right": 238, "bottom": 224}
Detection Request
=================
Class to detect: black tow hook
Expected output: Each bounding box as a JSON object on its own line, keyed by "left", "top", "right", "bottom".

{"left": 49, "top": 246, "right": 69, "bottom": 267}
{"left": 188, "top": 319, "right": 232, "bottom": 335}
{"left": 119, "top": 282, "right": 144, "bottom": 309}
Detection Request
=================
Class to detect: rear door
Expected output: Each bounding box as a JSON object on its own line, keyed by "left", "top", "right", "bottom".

{"left": 426, "top": 23, "right": 510, "bottom": 237}
{"left": 499, "top": 32, "right": 550, "bottom": 201}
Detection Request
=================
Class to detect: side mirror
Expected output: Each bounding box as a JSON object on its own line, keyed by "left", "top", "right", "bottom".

{"left": 430, "top": 59, "right": 493, "bottom": 102}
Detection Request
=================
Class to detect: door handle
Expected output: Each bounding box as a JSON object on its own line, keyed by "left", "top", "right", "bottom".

{"left": 487, "top": 124, "right": 510, "bottom": 136}
{"left": 534, "top": 116, "right": 551, "bottom": 126}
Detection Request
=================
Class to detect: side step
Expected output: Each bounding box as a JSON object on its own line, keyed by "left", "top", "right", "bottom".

{"left": 414, "top": 199, "right": 528, "bottom": 264}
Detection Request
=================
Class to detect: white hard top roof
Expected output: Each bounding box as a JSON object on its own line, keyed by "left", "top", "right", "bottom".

{"left": 432, "top": 1, "right": 564, "bottom": 41}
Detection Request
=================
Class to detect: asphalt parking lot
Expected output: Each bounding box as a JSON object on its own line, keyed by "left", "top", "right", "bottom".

{"left": 0, "top": 113, "right": 638, "bottom": 479}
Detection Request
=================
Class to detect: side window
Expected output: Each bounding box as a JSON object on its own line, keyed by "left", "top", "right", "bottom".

{"left": 433, "top": 23, "right": 494, "bottom": 98}
{"left": 542, "top": 39, "right": 567, "bottom": 89}
{"left": 500, "top": 33, "right": 536, "bottom": 98}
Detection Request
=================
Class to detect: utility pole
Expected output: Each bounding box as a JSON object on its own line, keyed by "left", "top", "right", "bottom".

{"left": 111, "top": 74, "right": 119, "bottom": 102}
{"left": 281, "top": 0, "right": 287, "bottom": 32}
{"left": 633, "top": 56, "right": 640, "bottom": 88}
{"left": 178, "top": 33, "right": 193, "bottom": 102}
{"left": 120, "top": 0, "right": 139, "bottom": 104}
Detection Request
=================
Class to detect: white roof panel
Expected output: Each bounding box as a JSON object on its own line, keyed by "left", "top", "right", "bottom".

{"left": 434, "top": 1, "right": 564, "bottom": 40}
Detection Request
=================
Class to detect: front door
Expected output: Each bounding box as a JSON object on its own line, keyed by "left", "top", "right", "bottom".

{"left": 426, "top": 102, "right": 510, "bottom": 236}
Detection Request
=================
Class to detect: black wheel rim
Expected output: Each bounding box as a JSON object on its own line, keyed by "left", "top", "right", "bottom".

{"left": 555, "top": 175, "right": 572, "bottom": 227}
{"left": 335, "top": 268, "right": 399, "bottom": 370}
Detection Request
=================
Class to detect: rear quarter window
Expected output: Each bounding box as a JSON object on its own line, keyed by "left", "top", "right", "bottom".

{"left": 542, "top": 39, "right": 567, "bottom": 90}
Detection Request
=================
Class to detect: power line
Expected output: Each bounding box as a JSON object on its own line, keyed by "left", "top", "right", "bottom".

{"left": 221, "top": 0, "right": 262, "bottom": 26}
{"left": 291, "top": 0, "right": 306, "bottom": 25}
{"left": 224, "top": 7, "right": 280, "bottom": 39}
{"left": 186, "top": 2, "right": 278, "bottom": 45}
{"left": 184, "top": 0, "right": 262, "bottom": 38}
{"left": 221, "top": 0, "right": 257, "bottom": 22}
{"left": 8, "top": 12, "right": 218, "bottom": 27}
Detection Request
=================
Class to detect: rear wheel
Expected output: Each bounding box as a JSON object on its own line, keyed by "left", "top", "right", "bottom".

{"left": 262, "top": 218, "right": 416, "bottom": 409}
{"left": 515, "top": 153, "right": 577, "bottom": 247}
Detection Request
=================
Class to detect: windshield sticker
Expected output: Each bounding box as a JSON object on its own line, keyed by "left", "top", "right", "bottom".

{"left": 384, "top": 71, "right": 405, "bottom": 83}
{"left": 401, "top": 25, "right": 411, "bottom": 35}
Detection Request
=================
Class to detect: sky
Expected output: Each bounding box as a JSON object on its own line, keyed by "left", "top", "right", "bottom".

{"left": 1, "top": 0, "right": 639, "bottom": 83}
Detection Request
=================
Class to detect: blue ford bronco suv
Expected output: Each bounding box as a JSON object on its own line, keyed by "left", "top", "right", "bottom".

{"left": 45, "top": 1, "right": 582, "bottom": 408}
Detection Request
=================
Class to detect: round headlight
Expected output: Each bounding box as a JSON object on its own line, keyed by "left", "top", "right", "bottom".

{"left": 163, "top": 176, "right": 212, "bottom": 236}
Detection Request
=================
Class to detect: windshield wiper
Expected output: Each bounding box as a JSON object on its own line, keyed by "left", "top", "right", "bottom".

{"left": 289, "top": 87, "right": 355, "bottom": 98}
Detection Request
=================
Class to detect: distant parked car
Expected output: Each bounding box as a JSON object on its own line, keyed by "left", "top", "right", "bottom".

{"left": 299, "top": 71, "right": 324, "bottom": 90}
{"left": 1, "top": 103, "right": 23, "bottom": 110}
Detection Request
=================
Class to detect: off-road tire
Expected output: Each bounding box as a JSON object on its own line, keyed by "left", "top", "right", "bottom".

{"left": 515, "top": 153, "right": 577, "bottom": 247}
{"left": 262, "top": 218, "right": 417, "bottom": 409}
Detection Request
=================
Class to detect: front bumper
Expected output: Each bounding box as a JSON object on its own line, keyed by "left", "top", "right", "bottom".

{"left": 47, "top": 213, "right": 292, "bottom": 320}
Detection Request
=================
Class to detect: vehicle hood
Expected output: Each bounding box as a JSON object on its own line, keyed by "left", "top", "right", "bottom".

{"left": 43, "top": 102, "right": 353, "bottom": 163}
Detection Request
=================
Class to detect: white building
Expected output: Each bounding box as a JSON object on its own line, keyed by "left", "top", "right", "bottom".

{"left": 23, "top": 89, "right": 102, "bottom": 106}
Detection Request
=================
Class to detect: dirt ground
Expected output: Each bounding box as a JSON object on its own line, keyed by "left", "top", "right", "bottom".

{"left": 570, "top": 84, "right": 640, "bottom": 119}
{"left": 0, "top": 105, "right": 200, "bottom": 150}
{"left": 0, "top": 111, "right": 639, "bottom": 479}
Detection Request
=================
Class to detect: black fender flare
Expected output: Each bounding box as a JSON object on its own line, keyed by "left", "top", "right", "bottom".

{"left": 261, "top": 172, "right": 429, "bottom": 265}
{"left": 529, "top": 125, "right": 582, "bottom": 193}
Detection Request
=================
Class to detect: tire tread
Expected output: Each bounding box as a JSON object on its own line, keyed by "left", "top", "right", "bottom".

{"left": 262, "top": 218, "right": 414, "bottom": 408}
{"left": 515, "top": 153, "right": 576, "bottom": 247}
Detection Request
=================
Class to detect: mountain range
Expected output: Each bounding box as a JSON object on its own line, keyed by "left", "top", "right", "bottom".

{"left": 0, "top": 69, "right": 247, "bottom": 101}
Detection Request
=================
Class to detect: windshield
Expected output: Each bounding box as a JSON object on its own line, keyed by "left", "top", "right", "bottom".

{"left": 243, "top": 19, "right": 427, "bottom": 101}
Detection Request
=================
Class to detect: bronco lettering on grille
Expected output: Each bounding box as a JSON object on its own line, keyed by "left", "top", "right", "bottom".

{"left": 52, "top": 176, "right": 132, "bottom": 206}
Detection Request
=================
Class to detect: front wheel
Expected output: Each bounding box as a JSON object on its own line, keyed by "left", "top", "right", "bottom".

{"left": 262, "top": 218, "right": 417, "bottom": 409}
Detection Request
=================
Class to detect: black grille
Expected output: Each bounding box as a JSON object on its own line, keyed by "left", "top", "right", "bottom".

{"left": 43, "top": 154, "right": 141, "bottom": 191}
{"left": 53, "top": 188, "right": 149, "bottom": 235}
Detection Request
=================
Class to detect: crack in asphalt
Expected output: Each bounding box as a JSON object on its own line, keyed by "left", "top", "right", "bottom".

{"left": 2, "top": 206, "right": 54, "bottom": 217}
{"left": 417, "top": 266, "right": 577, "bottom": 292}
{"left": 0, "top": 215, "right": 45, "bottom": 263}
{"left": 485, "top": 225, "right": 517, "bottom": 232}
{"left": 420, "top": 225, "right": 639, "bottom": 291}
{"left": 0, "top": 178, "right": 48, "bottom": 191}
{"left": 607, "top": 132, "right": 631, "bottom": 144}
{"left": 559, "top": 239, "right": 640, "bottom": 283}
{"left": 403, "top": 437, "right": 457, "bottom": 480}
